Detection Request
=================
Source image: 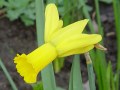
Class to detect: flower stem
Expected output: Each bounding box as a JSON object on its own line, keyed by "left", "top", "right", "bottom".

{"left": 94, "top": 1, "right": 107, "bottom": 90}
{"left": 35, "top": 0, "right": 56, "bottom": 90}
{"left": 113, "top": 0, "right": 120, "bottom": 90}
{"left": 0, "top": 59, "right": 18, "bottom": 90}
{"left": 69, "top": 55, "right": 83, "bottom": 90}
{"left": 84, "top": 52, "right": 96, "bottom": 90}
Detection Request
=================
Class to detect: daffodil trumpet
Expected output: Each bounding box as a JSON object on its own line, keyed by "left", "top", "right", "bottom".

{"left": 14, "top": 4, "right": 103, "bottom": 83}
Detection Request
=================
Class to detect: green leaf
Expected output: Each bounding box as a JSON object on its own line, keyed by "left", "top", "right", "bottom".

{"left": 0, "top": 59, "right": 18, "bottom": 90}
{"left": 113, "top": 0, "right": 120, "bottom": 89}
{"left": 4, "top": 0, "right": 35, "bottom": 26}
{"left": 32, "top": 81, "right": 65, "bottom": 90}
{"left": 99, "top": 0, "right": 112, "bottom": 4}
{"left": 69, "top": 55, "right": 83, "bottom": 90}
{"left": 106, "top": 62, "right": 116, "bottom": 90}
{"left": 0, "top": 0, "right": 4, "bottom": 7}
{"left": 106, "top": 62, "right": 111, "bottom": 90}
{"left": 6, "top": 10, "right": 21, "bottom": 20}
{"left": 41, "top": 64, "right": 57, "bottom": 90}
{"left": 35, "top": 0, "right": 57, "bottom": 90}
{"left": 32, "top": 82, "right": 43, "bottom": 90}
{"left": 47, "top": 0, "right": 56, "bottom": 3}
{"left": 53, "top": 58, "right": 64, "bottom": 73}
{"left": 84, "top": 53, "right": 96, "bottom": 90}
{"left": 57, "top": 87, "right": 65, "bottom": 90}
{"left": 20, "top": 15, "right": 34, "bottom": 26}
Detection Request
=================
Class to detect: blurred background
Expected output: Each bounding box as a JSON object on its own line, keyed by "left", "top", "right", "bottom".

{"left": 0, "top": 0, "right": 119, "bottom": 90}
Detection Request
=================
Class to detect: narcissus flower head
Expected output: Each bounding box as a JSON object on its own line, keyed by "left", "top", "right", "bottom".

{"left": 14, "top": 4, "right": 102, "bottom": 83}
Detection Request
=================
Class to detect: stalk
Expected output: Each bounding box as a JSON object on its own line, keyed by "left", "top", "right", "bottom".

{"left": 53, "top": 59, "right": 60, "bottom": 73}
{"left": 35, "top": 0, "right": 56, "bottom": 90}
{"left": 69, "top": 55, "right": 83, "bottom": 90}
{"left": 63, "top": 0, "right": 71, "bottom": 26}
{"left": 84, "top": 52, "right": 96, "bottom": 90}
{"left": 113, "top": 0, "right": 120, "bottom": 90}
{"left": 47, "top": 0, "right": 56, "bottom": 4}
{"left": 94, "top": 1, "right": 107, "bottom": 90}
{"left": 0, "top": 59, "right": 18, "bottom": 90}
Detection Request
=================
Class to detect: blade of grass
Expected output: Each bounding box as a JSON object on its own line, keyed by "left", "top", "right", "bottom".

{"left": 53, "top": 58, "right": 60, "bottom": 73}
{"left": 78, "top": 0, "right": 95, "bottom": 33}
{"left": 53, "top": 58, "right": 64, "bottom": 73}
{"left": 94, "top": 0, "right": 104, "bottom": 36}
{"left": 94, "top": 5, "right": 107, "bottom": 87}
{"left": 111, "top": 71, "right": 115, "bottom": 90}
{"left": 47, "top": 0, "right": 56, "bottom": 4}
{"left": 57, "top": 87, "right": 65, "bottom": 90}
{"left": 84, "top": 52, "right": 96, "bottom": 90}
{"left": 59, "top": 58, "right": 64, "bottom": 69}
{"left": 107, "top": 62, "right": 115, "bottom": 90}
{"left": 0, "top": 59, "right": 18, "bottom": 90}
{"left": 94, "top": 0, "right": 107, "bottom": 90}
{"left": 35, "top": 0, "right": 44, "bottom": 45}
{"left": 32, "top": 82, "right": 43, "bottom": 90}
{"left": 35, "top": 0, "right": 56, "bottom": 90}
{"left": 113, "top": 0, "right": 120, "bottom": 90}
{"left": 63, "top": 0, "right": 71, "bottom": 26}
{"left": 69, "top": 55, "right": 83, "bottom": 90}
{"left": 106, "top": 62, "right": 111, "bottom": 90}
{"left": 114, "top": 73, "right": 118, "bottom": 90}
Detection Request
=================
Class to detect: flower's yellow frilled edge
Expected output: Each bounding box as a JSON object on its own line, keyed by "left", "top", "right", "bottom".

{"left": 14, "top": 43, "right": 57, "bottom": 83}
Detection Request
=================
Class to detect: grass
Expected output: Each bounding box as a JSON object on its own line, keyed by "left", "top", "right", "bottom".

{"left": 0, "top": 59, "right": 18, "bottom": 90}
{"left": 113, "top": 0, "right": 120, "bottom": 90}
{"left": 84, "top": 53, "right": 96, "bottom": 90}
{"left": 69, "top": 55, "right": 83, "bottom": 90}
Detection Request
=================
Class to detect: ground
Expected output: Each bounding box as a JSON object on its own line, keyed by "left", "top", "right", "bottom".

{"left": 0, "top": 2, "right": 116, "bottom": 90}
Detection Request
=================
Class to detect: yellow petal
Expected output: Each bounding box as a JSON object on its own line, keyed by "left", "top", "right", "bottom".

{"left": 50, "top": 19, "right": 89, "bottom": 43}
{"left": 56, "top": 34, "right": 102, "bottom": 56}
{"left": 45, "top": 4, "right": 60, "bottom": 42}
{"left": 14, "top": 43, "right": 57, "bottom": 83}
{"left": 60, "top": 45, "right": 94, "bottom": 57}
{"left": 57, "top": 20, "right": 63, "bottom": 30}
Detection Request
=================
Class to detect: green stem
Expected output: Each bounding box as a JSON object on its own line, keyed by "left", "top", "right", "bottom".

{"left": 47, "top": 0, "right": 56, "bottom": 4}
{"left": 113, "top": 0, "right": 120, "bottom": 90}
{"left": 82, "top": 7, "right": 95, "bottom": 33}
{"left": 35, "top": 0, "right": 56, "bottom": 90}
{"left": 94, "top": 0, "right": 104, "bottom": 36}
{"left": 59, "top": 58, "right": 64, "bottom": 69}
{"left": 94, "top": 1, "right": 107, "bottom": 90}
{"left": 84, "top": 52, "right": 96, "bottom": 90}
{"left": 35, "top": 0, "right": 44, "bottom": 45}
{"left": 0, "top": 59, "right": 18, "bottom": 90}
{"left": 63, "top": 0, "right": 71, "bottom": 26}
{"left": 78, "top": 0, "right": 95, "bottom": 33}
{"left": 69, "top": 55, "right": 83, "bottom": 90}
{"left": 53, "top": 59, "right": 60, "bottom": 73}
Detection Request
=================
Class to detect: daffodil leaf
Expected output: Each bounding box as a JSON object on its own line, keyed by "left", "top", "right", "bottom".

{"left": 69, "top": 55, "right": 83, "bottom": 90}
{"left": 0, "top": 59, "right": 18, "bottom": 90}
{"left": 35, "top": 1, "right": 57, "bottom": 90}
{"left": 99, "top": 0, "right": 112, "bottom": 4}
{"left": 32, "top": 82, "right": 43, "bottom": 90}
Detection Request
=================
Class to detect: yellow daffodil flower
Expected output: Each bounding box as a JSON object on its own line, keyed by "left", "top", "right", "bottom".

{"left": 14, "top": 4, "right": 102, "bottom": 83}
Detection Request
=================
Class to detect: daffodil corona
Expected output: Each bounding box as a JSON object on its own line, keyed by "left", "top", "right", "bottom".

{"left": 14, "top": 4, "right": 102, "bottom": 83}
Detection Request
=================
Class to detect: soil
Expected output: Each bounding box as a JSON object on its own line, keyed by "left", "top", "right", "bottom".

{"left": 0, "top": 2, "right": 116, "bottom": 90}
